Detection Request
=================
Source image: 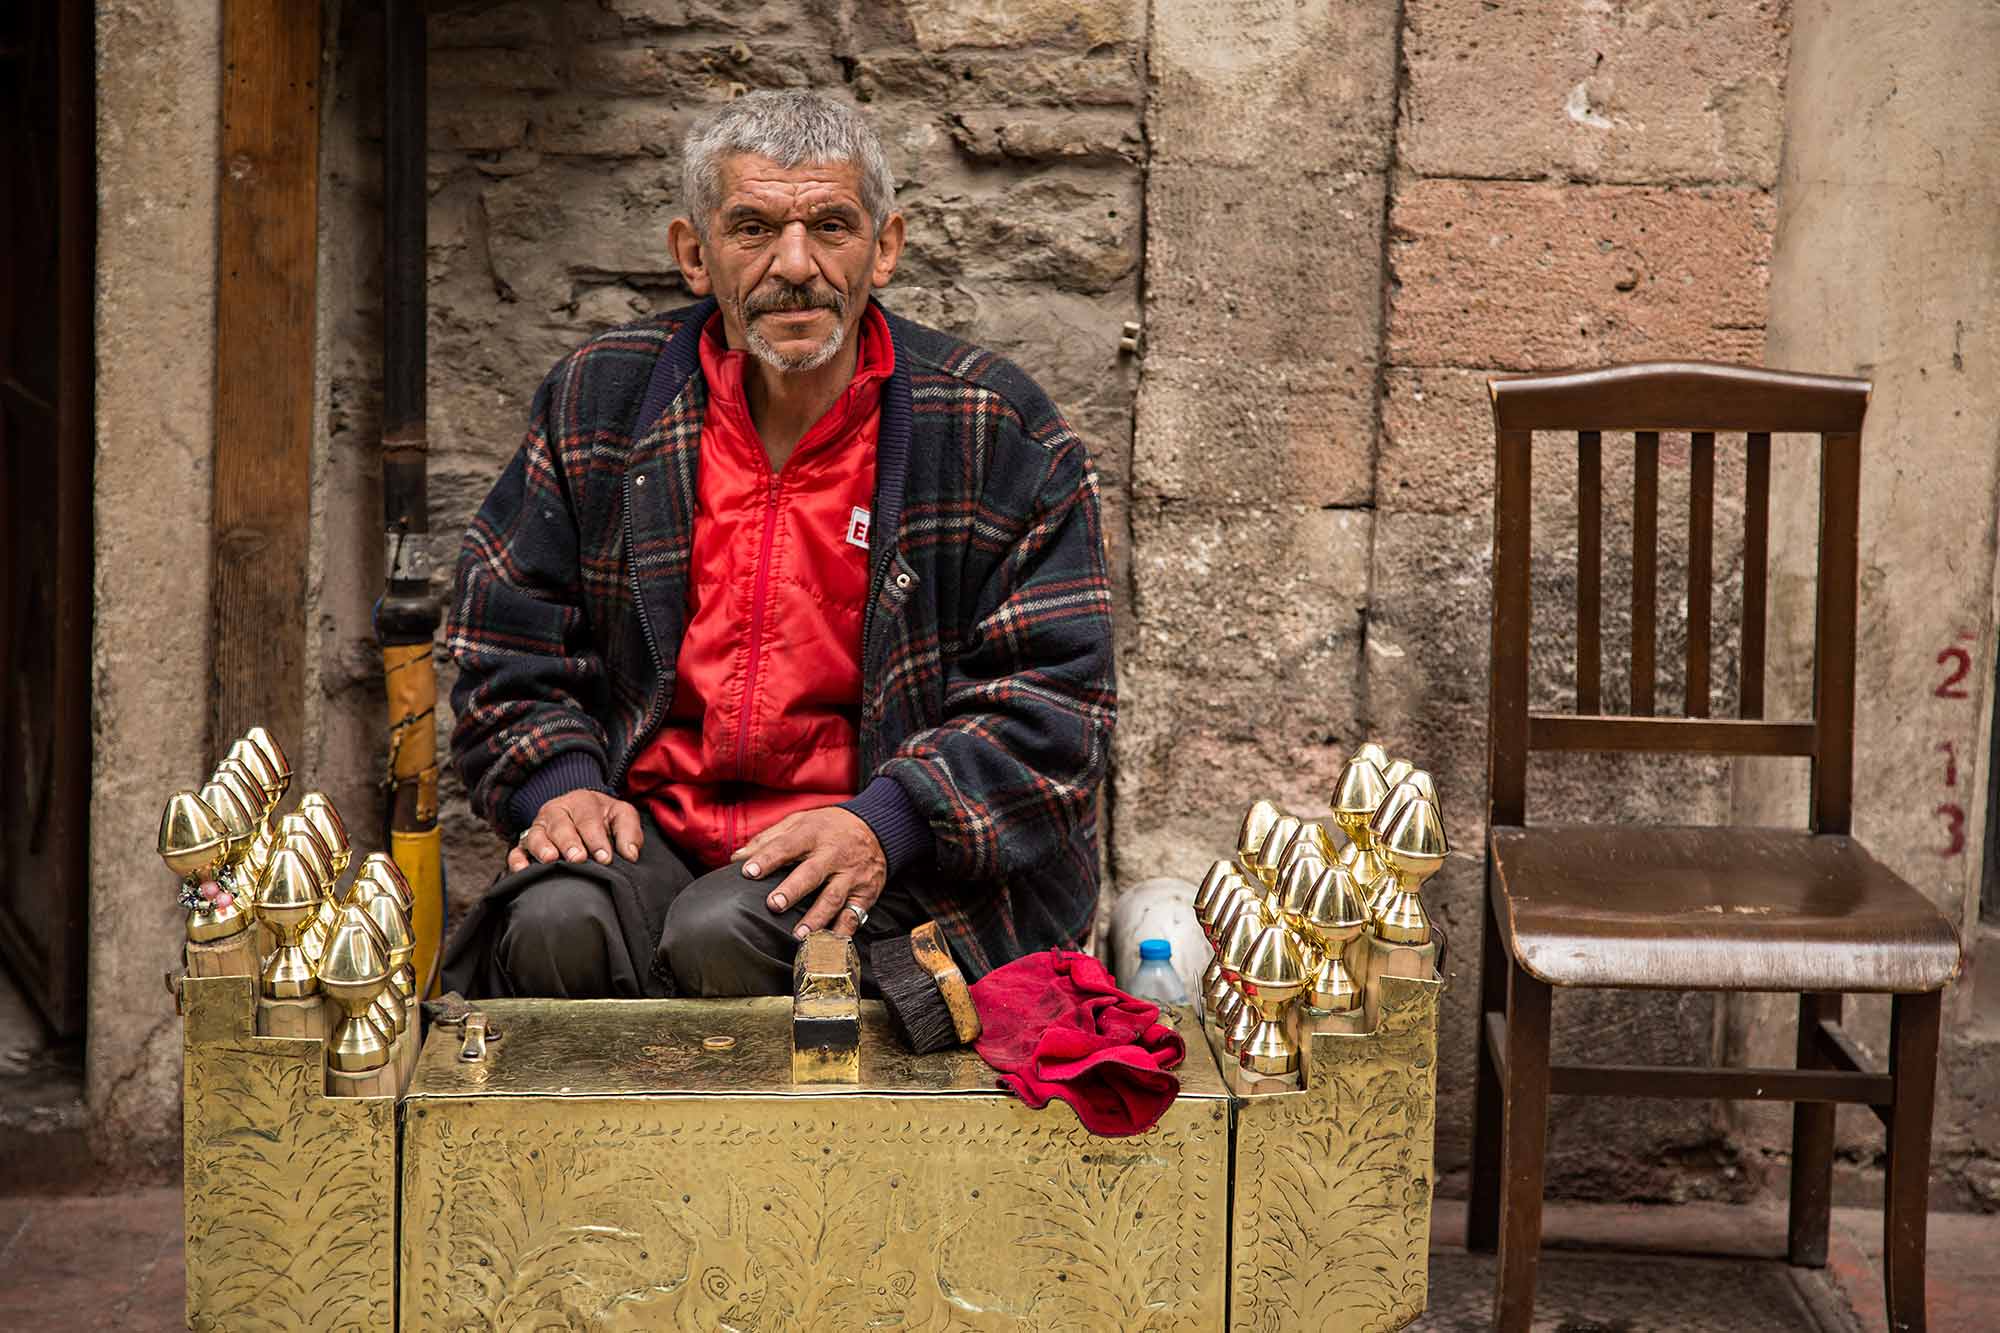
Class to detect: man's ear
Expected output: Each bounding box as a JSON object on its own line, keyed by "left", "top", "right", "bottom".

{"left": 869, "top": 212, "right": 905, "bottom": 290}
{"left": 668, "top": 217, "right": 712, "bottom": 297}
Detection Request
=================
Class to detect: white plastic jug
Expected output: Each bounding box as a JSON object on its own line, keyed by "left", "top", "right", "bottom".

{"left": 1110, "top": 876, "right": 1211, "bottom": 1000}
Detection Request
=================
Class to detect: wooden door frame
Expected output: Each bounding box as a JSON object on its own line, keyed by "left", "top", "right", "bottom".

{"left": 210, "top": 0, "right": 321, "bottom": 751}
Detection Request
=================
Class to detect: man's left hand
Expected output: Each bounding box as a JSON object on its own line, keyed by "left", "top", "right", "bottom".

{"left": 734, "top": 806, "right": 887, "bottom": 940}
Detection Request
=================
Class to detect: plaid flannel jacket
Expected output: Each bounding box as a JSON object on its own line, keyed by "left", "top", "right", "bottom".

{"left": 447, "top": 298, "right": 1116, "bottom": 976}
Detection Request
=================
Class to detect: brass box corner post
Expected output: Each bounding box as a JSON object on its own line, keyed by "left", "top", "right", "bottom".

{"left": 792, "top": 930, "right": 861, "bottom": 1084}
{"left": 181, "top": 973, "right": 397, "bottom": 1331}
{"left": 1227, "top": 969, "right": 1444, "bottom": 1332}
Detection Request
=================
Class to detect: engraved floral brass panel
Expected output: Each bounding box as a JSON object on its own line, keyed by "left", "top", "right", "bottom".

{"left": 181, "top": 974, "right": 396, "bottom": 1332}
{"left": 1227, "top": 971, "right": 1442, "bottom": 1332}
{"left": 403, "top": 1090, "right": 1230, "bottom": 1328}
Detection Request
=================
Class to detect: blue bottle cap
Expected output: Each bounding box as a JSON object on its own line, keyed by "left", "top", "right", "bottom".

{"left": 1139, "top": 938, "right": 1172, "bottom": 961}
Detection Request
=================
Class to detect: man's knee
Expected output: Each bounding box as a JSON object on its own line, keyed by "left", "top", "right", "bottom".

{"left": 662, "top": 871, "right": 788, "bottom": 997}
{"left": 497, "top": 877, "right": 617, "bottom": 997}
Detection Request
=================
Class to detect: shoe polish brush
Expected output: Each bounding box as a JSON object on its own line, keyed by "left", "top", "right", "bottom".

{"left": 871, "top": 920, "right": 982, "bottom": 1055}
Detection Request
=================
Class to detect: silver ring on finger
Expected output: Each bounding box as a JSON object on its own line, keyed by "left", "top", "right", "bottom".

{"left": 843, "top": 902, "right": 868, "bottom": 928}
{"left": 516, "top": 825, "right": 542, "bottom": 847}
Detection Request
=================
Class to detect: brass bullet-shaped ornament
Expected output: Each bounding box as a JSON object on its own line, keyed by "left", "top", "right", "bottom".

{"left": 358, "top": 852, "right": 414, "bottom": 916}
{"left": 1236, "top": 800, "right": 1283, "bottom": 871}
{"left": 199, "top": 780, "right": 257, "bottom": 863}
{"left": 1380, "top": 758, "right": 1415, "bottom": 790}
{"left": 1301, "top": 863, "right": 1369, "bottom": 1011}
{"left": 358, "top": 883, "right": 415, "bottom": 1035}
{"left": 1352, "top": 741, "right": 1391, "bottom": 771}
{"left": 1195, "top": 858, "right": 1235, "bottom": 932}
{"left": 296, "top": 792, "right": 351, "bottom": 878}
{"left": 1217, "top": 901, "right": 1267, "bottom": 1046}
{"left": 227, "top": 738, "right": 284, "bottom": 807}
{"left": 1202, "top": 877, "right": 1254, "bottom": 1011}
{"left": 256, "top": 848, "right": 322, "bottom": 1000}
{"left": 1239, "top": 923, "right": 1308, "bottom": 1078}
{"left": 160, "top": 792, "right": 250, "bottom": 943}
{"left": 243, "top": 727, "right": 292, "bottom": 792}
{"left": 1252, "top": 814, "right": 1303, "bottom": 889}
{"left": 1373, "top": 797, "right": 1448, "bottom": 946}
{"left": 320, "top": 905, "right": 393, "bottom": 1074}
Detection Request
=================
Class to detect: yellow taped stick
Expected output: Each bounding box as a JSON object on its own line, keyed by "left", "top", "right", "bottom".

{"left": 392, "top": 828, "right": 445, "bottom": 999}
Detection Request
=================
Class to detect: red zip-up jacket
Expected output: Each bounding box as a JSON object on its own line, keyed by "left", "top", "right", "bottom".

{"left": 623, "top": 305, "right": 892, "bottom": 868}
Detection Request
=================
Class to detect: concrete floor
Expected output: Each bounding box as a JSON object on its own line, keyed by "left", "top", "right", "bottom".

{"left": 1, "top": 1185, "right": 1994, "bottom": 1329}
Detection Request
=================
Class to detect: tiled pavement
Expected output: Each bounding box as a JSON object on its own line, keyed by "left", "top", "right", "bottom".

{"left": 1, "top": 1185, "right": 1994, "bottom": 1330}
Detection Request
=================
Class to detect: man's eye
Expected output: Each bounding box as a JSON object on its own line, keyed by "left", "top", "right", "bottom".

{"left": 817, "top": 221, "right": 847, "bottom": 236}
{"left": 737, "top": 223, "right": 769, "bottom": 238}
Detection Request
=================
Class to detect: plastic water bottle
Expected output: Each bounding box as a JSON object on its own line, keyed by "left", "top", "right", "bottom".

{"left": 1128, "top": 939, "right": 1189, "bottom": 1006}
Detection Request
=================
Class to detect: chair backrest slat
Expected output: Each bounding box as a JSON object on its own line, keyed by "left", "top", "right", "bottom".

{"left": 1631, "top": 431, "right": 1661, "bottom": 716}
{"left": 1741, "top": 431, "right": 1771, "bottom": 719}
{"left": 1687, "top": 431, "right": 1716, "bottom": 717}
{"left": 1577, "top": 431, "right": 1603, "bottom": 714}
{"left": 1812, "top": 432, "right": 1863, "bottom": 834}
{"left": 1490, "top": 426, "right": 1535, "bottom": 828}
{"left": 1486, "top": 363, "right": 1870, "bottom": 834}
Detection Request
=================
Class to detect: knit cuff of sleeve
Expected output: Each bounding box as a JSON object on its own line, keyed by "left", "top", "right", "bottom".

{"left": 842, "top": 774, "right": 935, "bottom": 878}
{"left": 505, "top": 751, "right": 613, "bottom": 835}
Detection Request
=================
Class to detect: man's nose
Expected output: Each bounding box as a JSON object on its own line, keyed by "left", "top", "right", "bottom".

{"left": 771, "top": 222, "right": 816, "bottom": 285}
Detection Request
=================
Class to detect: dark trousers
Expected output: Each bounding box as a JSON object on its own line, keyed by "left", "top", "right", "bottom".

{"left": 444, "top": 811, "right": 928, "bottom": 1000}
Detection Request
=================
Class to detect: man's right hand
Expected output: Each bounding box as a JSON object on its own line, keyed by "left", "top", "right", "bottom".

{"left": 510, "top": 790, "right": 644, "bottom": 872}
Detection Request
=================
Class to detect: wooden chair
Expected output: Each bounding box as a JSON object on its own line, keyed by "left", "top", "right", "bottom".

{"left": 1468, "top": 363, "right": 1962, "bottom": 1332}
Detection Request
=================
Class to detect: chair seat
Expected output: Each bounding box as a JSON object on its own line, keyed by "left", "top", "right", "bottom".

{"left": 1489, "top": 824, "right": 1961, "bottom": 993}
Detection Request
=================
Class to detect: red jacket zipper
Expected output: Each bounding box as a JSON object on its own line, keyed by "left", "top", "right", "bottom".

{"left": 733, "top": 476, "right": 785, "bottom": 836}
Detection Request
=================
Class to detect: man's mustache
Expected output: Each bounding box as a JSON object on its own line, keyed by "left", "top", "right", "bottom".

{"left": 741, "top": 282, "right": 846, "bottom": 318}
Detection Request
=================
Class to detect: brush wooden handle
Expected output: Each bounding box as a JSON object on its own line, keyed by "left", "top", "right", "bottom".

{"left": 909, "top": 921, "right": 981, "bottom": 1045}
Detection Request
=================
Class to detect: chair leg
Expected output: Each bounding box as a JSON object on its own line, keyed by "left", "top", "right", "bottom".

{"left": 1467, "top": 877, "right": 1507, "bottom": 1252}
{"left": 1493, "top": 959, "right": 1552, "bottom": 1333}
{"left": 1787, "top": 992, "right": 1842, "bottom": 1266}
{"left": 1883, "top": 990, "right": 1941, "bottom": 1333}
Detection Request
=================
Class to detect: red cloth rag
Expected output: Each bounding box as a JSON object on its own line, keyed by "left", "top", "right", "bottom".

{"left": 968, "top": 949, "right": 1186, "bottom": 1137}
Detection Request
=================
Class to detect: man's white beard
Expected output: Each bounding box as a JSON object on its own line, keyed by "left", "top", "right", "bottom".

{"left": 744, "top": 311, "right": 847, "bottom": 374}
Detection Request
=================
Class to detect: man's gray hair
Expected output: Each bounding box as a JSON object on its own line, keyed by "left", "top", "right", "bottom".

{"left": 682, "top": 90, "right": 897, "bottom": 237}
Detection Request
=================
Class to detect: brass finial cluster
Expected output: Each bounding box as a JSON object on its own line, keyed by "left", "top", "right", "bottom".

{"left": 1193, "top": 744, "right": 1449, "bottom": 1094}
{"left": 158, "top": 729, "right": 417, "bottom": 1094}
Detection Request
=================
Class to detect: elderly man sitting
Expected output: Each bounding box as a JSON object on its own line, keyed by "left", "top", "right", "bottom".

{"left": 439, "top": 90, "right": 1115, "bottom": 1001}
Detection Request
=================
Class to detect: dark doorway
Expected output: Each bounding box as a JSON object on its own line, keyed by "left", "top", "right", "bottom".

{"left": 0, "top": 0, "right": 94, "bottom": 1038}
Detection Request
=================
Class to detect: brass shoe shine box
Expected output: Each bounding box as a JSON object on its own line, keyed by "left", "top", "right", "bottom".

{"left": 177, "top": 970, "right": 1439, "bottom": 1331}
{"left": 170, "top": 741, "right": 1442, "bottom": 1331}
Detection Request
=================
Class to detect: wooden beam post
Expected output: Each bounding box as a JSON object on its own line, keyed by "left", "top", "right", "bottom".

{"left": 211, "top": 0, "right": 320, "bottom": 753}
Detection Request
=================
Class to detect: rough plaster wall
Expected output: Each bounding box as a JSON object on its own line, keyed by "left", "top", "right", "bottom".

{"left": 1744, "top": 0, "right": 2000, "bottom": 1213}
{"left": 89, "top": 0, "right": 221, "bottom": 1174}
{"left": 314, "top": 0, "right": 1146, "bottom": 920}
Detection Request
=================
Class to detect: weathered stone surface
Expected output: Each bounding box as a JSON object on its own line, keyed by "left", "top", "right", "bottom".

{"left": 852, "top": 50, "right": 1142, "bottom": 108}
{"left": 1379, "top": 365, "right": 1495, "bottom": 514}
{"left": 1400, "top": 0, "right": 1790, "bottom": 187}
{"left": 1388, "top": 180, "right": 1774, "bottom": 369}
{"left": 431, "top": 95, "right": 531, "bottom": 153}
{"left": 570, "top": 42, "right": 843, "bottom": 99}
{"left": 431, "top": 46, "right": 565, "bottom": 93}
{"left": 897, "top": 171, "right": 1141, "bottom": 294}
{"left": 428, "top": 0, "right": 556, "bottom": 49}
{"left": 1115, "top": 503, "right": 1370, "bottom": 878}
{"left": 529, "top": 98, "right": 689, "bottom": 158}
{"left": 1134, "top": 359, "right": 1373, "bottom": 507}
{"left": 481, "top": 161, "right": 683, "bottom": 312}
{"left": 951, "top": 109, "right": 1141, "bottom": 165}
{"left": 894, "top": 0, "right": 1142, "bottom": 54}
{"left": 1149, "top": 0, "right": 1400, "bottom": 172}
{"left": 1146, "top": 163, "right": 1385, "bottom": 368}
